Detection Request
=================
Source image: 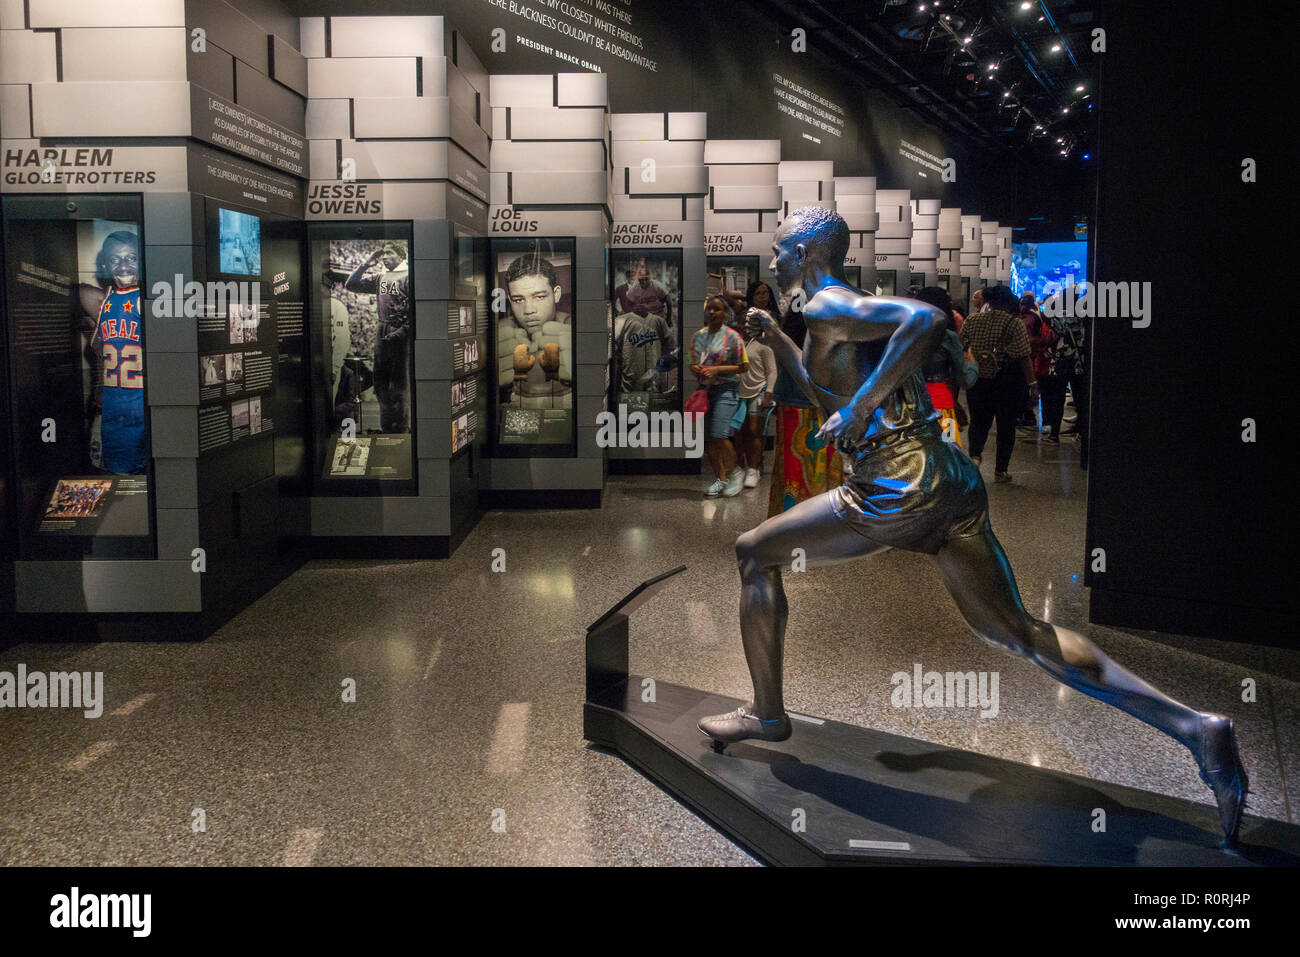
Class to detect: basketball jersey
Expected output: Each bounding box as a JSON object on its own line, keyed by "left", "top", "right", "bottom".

{"left": 96, "top": 286, "right": 147, "bottom": 473}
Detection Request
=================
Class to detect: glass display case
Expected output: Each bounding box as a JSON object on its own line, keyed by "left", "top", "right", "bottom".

{"left": 489, "top": 237, "right": 577, "bottom": 457}
{"left": 609, "top": 248, "right": 682, "bottom": 416}
{"left": 306, "top": 222, "right": 416, "bottom": 493}
{"left": 2, "top": 194, "right": 154, "bottom": 559}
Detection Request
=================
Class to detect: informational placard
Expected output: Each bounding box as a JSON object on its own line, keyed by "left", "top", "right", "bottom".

{"left": 35, "top": 476, "right": 149, "bottom": 539}
{"left": 189, "top": 88, "right": 307, "bottom": 178}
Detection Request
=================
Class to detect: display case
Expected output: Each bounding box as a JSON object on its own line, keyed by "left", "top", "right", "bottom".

{"left": 875, "top": 269, "right": 898, "bottom": 296}
{"left": 609, "top": 248, "right": 683, "bottom": 416}
{"left": 306, "top": 222, "right": 417, "bottom": 494}
{"left": 2, "top": 194, "right": 154, "bottom": 560}
{"left": 488, "top": 237, "right": 577, "bottom": 457}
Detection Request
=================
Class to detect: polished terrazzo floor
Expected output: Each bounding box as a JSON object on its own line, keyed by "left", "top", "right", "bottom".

{"left": 2, "top": 423, "right": 1296, "bottom": 865}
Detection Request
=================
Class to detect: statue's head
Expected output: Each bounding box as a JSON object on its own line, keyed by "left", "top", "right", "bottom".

{"left": 768, "top": 206, "right": 850, "bottom": 292}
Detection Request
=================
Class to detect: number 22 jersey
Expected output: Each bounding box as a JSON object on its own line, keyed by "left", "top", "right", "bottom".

{"left": 96, "top": 285, "right": 147, "bottom": 474}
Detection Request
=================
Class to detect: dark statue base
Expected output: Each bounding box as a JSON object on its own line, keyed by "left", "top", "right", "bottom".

{"left": 584, "top": 572, "right": 1300, "bottom": 867}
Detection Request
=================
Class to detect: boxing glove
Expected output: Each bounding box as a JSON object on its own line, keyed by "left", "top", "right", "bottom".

{"left": 513, "top": 344, "right": 536, "bottom": 383}
{"left": 539, "top": 342, "right": 561, "bottom": 379}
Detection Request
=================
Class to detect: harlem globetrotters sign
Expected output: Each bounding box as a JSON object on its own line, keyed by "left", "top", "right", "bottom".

{"left": 0, "top": 141, "right": 189, "bottom": 193}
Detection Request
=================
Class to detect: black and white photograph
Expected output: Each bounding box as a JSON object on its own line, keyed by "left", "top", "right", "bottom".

{"left": 611, "top": 250, "right": 682, "bottom": 414}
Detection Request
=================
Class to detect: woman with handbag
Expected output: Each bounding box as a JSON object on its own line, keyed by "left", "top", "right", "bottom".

{"left": 689, "top": 295, "right": 749, "bottom": 497}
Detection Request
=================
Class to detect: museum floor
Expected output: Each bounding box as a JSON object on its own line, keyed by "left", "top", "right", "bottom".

{"left": 2, "top": 427, "right": 1296, "bottom": 865}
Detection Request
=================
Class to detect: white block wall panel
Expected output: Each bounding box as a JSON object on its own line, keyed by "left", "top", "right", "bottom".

{"left": 961, "top": 214, "right": 982, "bottom": 250}
{"left": 300, "top": 17, "right": 326, "bottom": 58}
{"left": 511, "top": 170, "right": 607, "bottom": 205}
{"left": 938, "top": 208, "right": 962, "bottom": 246}
{"left": 611, "top": 113, "right": 663, "bottom": 140}
{"left": 305, "top": 99, "right": 350, "bottom": 139}
{"left": 352, "top": 96, "right": 451, "bottom": 139}
{"left": 624, "top": 165, "right": 707, "bottom": 196}
{"left": 309, "top": 140, "right": 337, "bottom": 179}
{"left": 841, "top": 211, "right": 879, "bottom": 232}
{"left": 998, "top": 226, "right": 1013, "bottom": 250}
{"left": 704, "top": 211, "right": 760, "bottom": 232}
{"left": 489, "top": 171, "right": 509, "bottom": 204}
{"left": 778, "top": 160, "right": 833, "bottom": 181}
{"left": 780, "top": 181, "right": 827, "bottom": 204}
{"left": 508, "top": 107, "right": 606, "bottom": 141}
{"left": 341, "top": 139, "right": 471, "bottom": 181}
{"left": 0, "top": 0, "right": 25, "bottom": 29}
{"left": 62, "top": 28, "right": 187, "bottom": 82}
{"left": 308, "top": 58, "right": 420, "bottom": 99}
{"left": 611, "top": 139, "right": 704, "bottom": 168}
{"left": 712, "top": 185, "right": 782, "bottom": 211}
{"left": 492, "top": 139, "right": 605, "bottom": 173}
{"left": 668, "top": 112, "right": 706, "bottom": 140}
{"left": 611, "top": 194, "right": 683, "bottom": 220}
{"left": 760, "top": 211, "right": 779, "bottom": 233}
{"left": 704, "top": 140, "right": 781, "bottom": 165}
{"left": 489, "top": 74, "right": 554, "bottom": 108}
{"left": 420, "top": 57, "right": 450, "bottom": 98}
{"left": 911, "top": 206, "right": 939, "bottom": 231}
{"left": 833, "top": 176, "right": 875, "bottom": 196}
{"left": 707, "top": 164, "right": 778, "bottom": 187}
{"left": 876, "top": 237, "right": 912, "bottom": 256}
{"left": 910, "top": 242, "right": 940, "bottom": 259}
{"left": 875, "top": 190, "right": 912, "bottom": 240}
{"left": 556, "top": 72, "right": 606, "bottom": 107}
{"left": 452, "top": 31, "right": 489, "bottom": 96}
{"left": 376, "top": 182, "right": 447, "bottom": 220}
{"left": 31, "top": 81, "right": 190, "bottom": 136}
{"left": 0, "top": 84, "right": 32, "bottom": 138}
{"left": 0, "top": 31, "right": 57, "bottom": 84}
{"left": 329, "top": 16, "right": 443, "bottom": 59}
{"left": 28, "top": 0, "right": 184, "bottom": 27}
{"left": 832, "top": 193, "right": 872, "bottom": 213}
{"left": 685, "top": 197, "right": 704, "bottom": 220}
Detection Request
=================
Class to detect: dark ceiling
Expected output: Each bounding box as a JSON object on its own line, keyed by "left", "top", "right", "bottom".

{"left": 749, "top": 0, "right": 1100, "bottom": 160}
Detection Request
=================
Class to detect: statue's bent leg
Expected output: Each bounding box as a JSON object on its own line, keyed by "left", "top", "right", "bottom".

{"left": 699, "top": 491, "right": 888, "bottom": 747}
{"left": 934, "top": 529, "right": 1249, "bottom": 843}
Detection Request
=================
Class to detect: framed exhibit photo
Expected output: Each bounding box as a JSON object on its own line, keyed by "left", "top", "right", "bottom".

{"left": 610, "top": 249, "right": 683, "bottom": 415}
{"left": 307, "top": 223, "right": 417, "bottom": 492}
{"left": 489, "top": 237, "right": 577, "bottom": 456}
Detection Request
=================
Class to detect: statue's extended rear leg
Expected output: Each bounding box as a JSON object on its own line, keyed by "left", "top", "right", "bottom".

{"left": 934, "top": 529, "right": 1248, "bottom": 844}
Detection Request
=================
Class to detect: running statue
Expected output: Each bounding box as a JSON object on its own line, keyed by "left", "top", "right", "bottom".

{"left": 696, "top": 206, "right": 1249, "bottom": 845}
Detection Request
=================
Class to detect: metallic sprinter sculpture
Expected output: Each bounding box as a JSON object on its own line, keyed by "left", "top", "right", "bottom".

{"left": 696, "top": 205, "right": 1249, "bottom": 846}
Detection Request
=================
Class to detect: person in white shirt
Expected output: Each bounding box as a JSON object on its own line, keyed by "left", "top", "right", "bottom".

{"left": 735, "top": 331, "right": 778, "bottom": 488}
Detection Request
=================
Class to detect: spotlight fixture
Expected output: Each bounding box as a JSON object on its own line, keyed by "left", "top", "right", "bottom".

{"left": 962, "top": 36, "right": 972, "bottom": 44}
{"left": 1062, "top": 106, "right": 1069, "bottom": 113}
{"left": 1075, "top": 84, "right": 1085, "bottom": 91}
{"left": 1082, "top": 153, "right": 1091, "bottom": 160}
{"left": 1020, "top": 1, "right": 1032, "bottom": 9}
{"left": 1050, "top": 43, "right": 1061, "bottom": 52}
